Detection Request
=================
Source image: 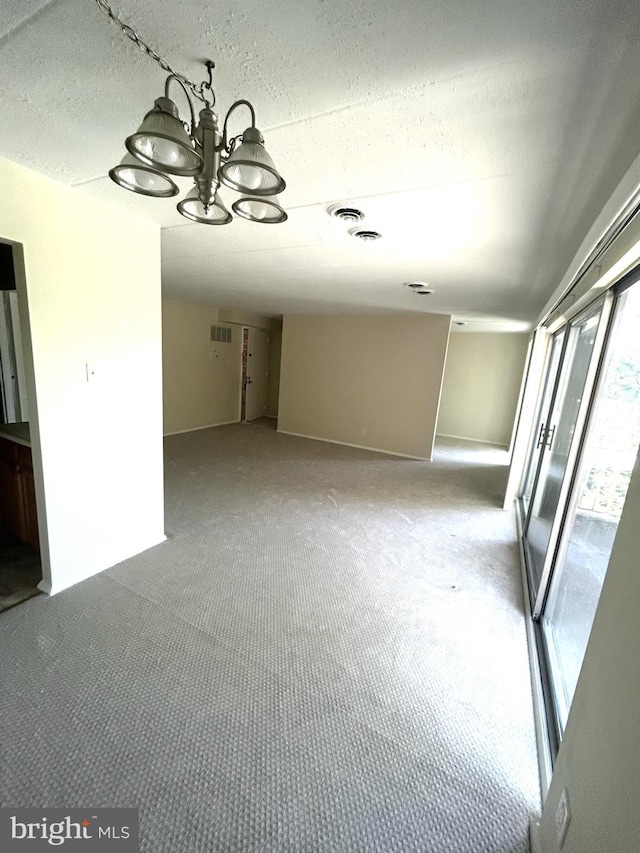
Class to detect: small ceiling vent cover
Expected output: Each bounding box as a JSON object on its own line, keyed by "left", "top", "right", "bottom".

{"left": 405, "top": 281, "right": 433, "bottom": 294}
{"left": 328, "top": 205, "right": 364, "bottom": 223}
{"left": 350, "top": 228, "right": 382, "bottom": 241}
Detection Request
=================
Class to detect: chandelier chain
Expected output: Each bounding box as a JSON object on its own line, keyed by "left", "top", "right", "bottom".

{"left": 95, "top": 0, "right": 215, "bottom": 105}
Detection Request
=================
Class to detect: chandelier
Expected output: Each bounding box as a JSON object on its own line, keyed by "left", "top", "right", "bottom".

{"left": 96, "top": 1, "right": 287, "bottom": 225}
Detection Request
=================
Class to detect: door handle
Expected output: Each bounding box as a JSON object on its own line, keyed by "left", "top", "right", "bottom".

{"left": 536, "top": 423, "right": 546, "bottom": 449}
{"left": 545, "top": 425, "right": 556, "bottom": 449}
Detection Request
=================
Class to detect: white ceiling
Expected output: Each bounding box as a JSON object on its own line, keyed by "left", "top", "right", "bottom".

{"left": 2, "top": 0, "right": 640, "bottom": 329}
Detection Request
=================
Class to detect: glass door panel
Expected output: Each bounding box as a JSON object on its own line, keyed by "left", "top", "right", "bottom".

{"left": 541, "top": 283, "right": 640, "bottom": 732}
{"left": 524, "top": 300, "right": 605, "bottom": 597}
{"left": 521, "top": 329, "right": 566, "bottom": 517}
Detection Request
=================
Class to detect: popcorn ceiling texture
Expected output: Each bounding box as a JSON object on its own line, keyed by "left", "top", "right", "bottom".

{"left": 0, "top": 422, "right": 539, "bottom": 851}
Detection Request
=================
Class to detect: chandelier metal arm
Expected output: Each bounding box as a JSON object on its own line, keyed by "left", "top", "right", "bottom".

{"left": 220, "top": 99, "right": 257, "bottom": 152}
{"left": 164, "top": 74, "right": 198, "bottom": 139}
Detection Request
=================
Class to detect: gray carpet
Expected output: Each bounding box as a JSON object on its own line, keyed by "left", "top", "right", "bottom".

{"left": 0, "top": 421, "right": 539, "bottom": 852}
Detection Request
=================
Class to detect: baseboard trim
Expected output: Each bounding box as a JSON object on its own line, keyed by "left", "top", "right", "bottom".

{"left": 38, "top": 533, "right": 168, "bottom": 596}
{"left": 529, "top": 816, "right": 543, "bottom": 853}
{"left": 276, "top": 429, "right": 430, "bottom": 461}
{"left": 436, "top": 432, "right": 509, "bottom": 448}
{"left": 164, "top": 420, "right": 239, "bottom": 437}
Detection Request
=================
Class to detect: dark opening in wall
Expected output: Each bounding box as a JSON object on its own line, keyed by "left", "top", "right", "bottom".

{"left": 0, "top": 243, "right": 16, "bottom": 291}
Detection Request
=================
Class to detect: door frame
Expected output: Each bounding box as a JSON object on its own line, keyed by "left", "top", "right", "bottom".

{"left": 239, "top": 325, "right": 271, "bottom": 422}
{"left": 522, "top": 293, "right": 613, "bottom": 617}
{"left": 538, "top": 274, "right": 640, "bottom": 732}
{"left": 516, "top": 278, "right": 638, "bottom": 754}
{"left": 0, "top": 237, "right": 49, "bottom": 585}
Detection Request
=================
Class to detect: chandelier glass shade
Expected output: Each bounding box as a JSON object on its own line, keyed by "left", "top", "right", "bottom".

{"left": 126, "top": 98, "right": 203, "bottom": 177}
{"left": 218, "top": 128, "right": 286, "bottom": 196}
{"left": 108, "top": 154, "right": 179, "bottom": 198}
{"left": 232, "top": 195, "right": 288, "bottom": 224}
{"left": 177, "top": 186, "right": 232, "bottom": 225}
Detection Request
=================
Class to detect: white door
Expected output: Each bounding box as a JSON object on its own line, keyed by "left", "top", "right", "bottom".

{"left": 245, "top": 328, "right": 269, "bottom": 421}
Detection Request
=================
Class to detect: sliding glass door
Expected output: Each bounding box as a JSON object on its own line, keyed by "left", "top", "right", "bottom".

{"left": 520, "top": 329, "right": 566, "bottom": 519}
{"left": 523, "top": 298, "right": 609, "bottom": 604}
{"left": 540, "top": 283, "right": 640, "bottom": 732}
{"left": 519, "top": 275, "right": 640, "bottom": 743}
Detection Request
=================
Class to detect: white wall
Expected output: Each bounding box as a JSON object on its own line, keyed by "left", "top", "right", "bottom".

{"left": 0, "top": 156, "right": 165, "bottom": 595}
{"left": 437, "top": 332, "right": 530, "bottom": 446}
{"left": 278, "top": 313, "right": 451, "bottom": 459}
{"left": 536, "top": 443, "right": 640, "bottom": 853}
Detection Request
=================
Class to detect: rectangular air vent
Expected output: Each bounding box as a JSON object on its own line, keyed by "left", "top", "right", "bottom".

{"left": 211, "top": 325, "right": 232, "bottom": 343}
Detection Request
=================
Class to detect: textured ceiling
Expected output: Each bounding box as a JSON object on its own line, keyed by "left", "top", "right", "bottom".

{"left": 2, "top": 0, "right": 640, "bottom": 328}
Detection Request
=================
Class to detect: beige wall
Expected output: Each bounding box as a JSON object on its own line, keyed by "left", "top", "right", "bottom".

{"left": 437, "top": 332, "right": 529, "bottom": 446}
{"left": 278, "top": 313, "right": 451, "bottom": 459}
{"left": 267, "top": 319, "right": 282, "bottom": 418}
{"left": 162, "top": 298, "right": 275, "bottom": 434}
{"left": 162, "top": 298, "right": 242, "bottom": 435}
{"left": 0, "top": 155, "right": 165, "bottom": 594}
{"left": 536, "top": 443, "right": 640, "bottom": 853}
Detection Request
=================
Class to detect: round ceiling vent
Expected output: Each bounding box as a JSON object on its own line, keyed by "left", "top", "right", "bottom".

{"left": 328, "top": 205, "right": 365, "bottom": 223}
{"left": 404, "top": 281, "right": 433, "bottom": 294}
{"left": 350, "top": 228, "right": 382, "bottom": 241}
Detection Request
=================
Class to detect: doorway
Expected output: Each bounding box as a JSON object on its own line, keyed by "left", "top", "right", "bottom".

{"left": 519, "top": 275, "right": 640, "bottom": 741}
{"left": 0, "top": 240, "right": 42, "bottom": 611}
{"left": 240, "top": 327, "right": 270, "bottom": 422}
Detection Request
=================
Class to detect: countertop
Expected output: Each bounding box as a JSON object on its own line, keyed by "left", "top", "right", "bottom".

{"left": 0, "top": 422, "right": 31, "bottom": 447}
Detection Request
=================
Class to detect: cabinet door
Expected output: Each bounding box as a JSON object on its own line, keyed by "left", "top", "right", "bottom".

{"left": 0, "top": 437, "right": 22, "bottom": 535}
{"left": 0, "top": 437, "right": 39, "bottom": 550}
{"left": 16, "top": 443, "right": 39, "bottom": 550}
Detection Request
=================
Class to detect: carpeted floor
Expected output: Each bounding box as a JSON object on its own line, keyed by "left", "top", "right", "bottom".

{"left": 0, "top": 421, "right": 539, "bottom": 852}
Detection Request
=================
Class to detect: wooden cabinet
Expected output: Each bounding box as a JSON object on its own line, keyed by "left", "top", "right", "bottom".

{"left": 0, "top": 437, "right": 23, "bottom": 536}
{"left": 0, "top": 436, "right": 39, "bottom": 550}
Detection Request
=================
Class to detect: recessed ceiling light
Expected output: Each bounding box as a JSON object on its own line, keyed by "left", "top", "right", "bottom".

{"left": 415, "top": 289, "right": 434, "bottom": 295}
{"left": 328, "top": 205, "right": 365, "bottom": 223}
{"left": 350, "top": 228, "right": 381, "bottom": 241}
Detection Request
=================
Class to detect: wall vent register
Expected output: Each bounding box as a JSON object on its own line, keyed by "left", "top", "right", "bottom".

{"left": 211, "top": 325, "right": 232, "bottom": 343}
